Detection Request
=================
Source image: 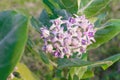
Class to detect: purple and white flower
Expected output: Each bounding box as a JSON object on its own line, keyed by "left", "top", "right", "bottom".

{"left": 40, "top": 15, "right": 96, "bottom": 58}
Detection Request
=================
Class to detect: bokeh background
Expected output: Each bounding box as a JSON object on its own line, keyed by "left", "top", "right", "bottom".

{"left": 0, "top": 0, "right": 120, "bottom": 80}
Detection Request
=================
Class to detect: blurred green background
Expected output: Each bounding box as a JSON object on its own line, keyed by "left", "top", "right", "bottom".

{"left": 0, "top": 0, "right": 120, "bottom": 80}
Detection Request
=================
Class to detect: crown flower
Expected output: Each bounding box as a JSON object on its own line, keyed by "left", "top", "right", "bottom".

{"left": 40, "top": 15, "right": 96, "bottom": 58}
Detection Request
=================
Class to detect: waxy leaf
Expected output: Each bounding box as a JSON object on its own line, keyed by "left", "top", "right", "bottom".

{"left": 0, "top": 10, "right": 28, "bottom": 80}
{"left": 57, "top": 54, "right": 120, "bottom": 69}
{"left": 78, "top": 0, "right": 112, "bottom": 18}
{"left": 88, "top": 19, "right": 120, "bottom": 50}
{"left": 38, "top": 9, "right": 52, "bottom": 27}
{"left": 60, "top": 0, "right": 78, "bottom": 13}
{"left": 43, "top": 0, "right": 78, "bottom": 14}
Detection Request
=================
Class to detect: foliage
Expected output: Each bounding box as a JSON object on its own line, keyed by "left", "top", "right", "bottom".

{"left": 0, "top": 10, "right": 28, "bottom": 80}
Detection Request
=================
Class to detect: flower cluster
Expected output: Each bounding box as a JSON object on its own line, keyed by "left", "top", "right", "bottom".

{"left": 40, "top": 15, "right": 96, "bottom": 58}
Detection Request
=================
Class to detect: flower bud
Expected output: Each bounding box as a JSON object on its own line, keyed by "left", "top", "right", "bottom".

{"left": 53, "top": 50, "right": 61, "bottom": 57}
{"left": 69, "top": 17, "right": 76, "bottom": 24}
{"left": 40, "top": 28, "right": 50, "bottom": 38}
{"left": 46, "top": 44, "right": 53, "bottom": 53}
{"left": 71, "top": 37, "right": 79, "bottom": 46}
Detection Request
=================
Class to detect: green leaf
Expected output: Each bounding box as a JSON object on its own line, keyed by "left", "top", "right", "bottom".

{"left": 88, "top": 19, "right": 120, "bottom": 50}
{"left": 37, "top": 9, "right": 71, "bottom": 29}
{"left": 69, "top": 67, "right": 75, "bottom": 79}
{"left": 0, "top": 10, "right": 28, "bottom": 80}
{"left": 38, "top": 9, "right": 52, "bottom": 27}
{"left": 81, "top": 70, "right": 94, "bottom": 79}
{"left": 101, "top": 54, "right": 120, "bottom": 70}
{"left": 70, "top": 67, "right": 87, "bottom": 80}
{"left": 55, "top": 69, "right": 62, "bottom": 78}
{"left": 57, "top": 54, "right": 120, "bottom": 69}
{"left": 94, "top": 13, "right": 107, "bottom": 27}
{"left": 43, "top": 0, "right": 60, "bottom": 15}
{"left": 49, "top": 0, "right": 60, "bottom": 9}
{"left": 14, "top": 63, "right": 38, "bottom": 80}
{"left": 60, "top": 0, "right": 78, "bottom": 13}
{"left": 43, "top": 0, "right": 78, "bottom": 14}
{"left": 54, "top": 9, "right": 72, "bottom": 19}
{"left": 77, "top": 67, "right": 87, "bottom": 79}
{"left": 78, "top": 0, "right": 111, "bottom": 18}
{"left": 81, "top": 53, "right": 88, "bottom": 61}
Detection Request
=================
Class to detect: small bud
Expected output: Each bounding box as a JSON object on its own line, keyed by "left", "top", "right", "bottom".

{"left": 53, "top": 42, "right": 60, "bottom": 48}
{"left": 40, "top": 27, "right": 50, "bottom": 38}
{"left": 81, "top": 39, "right": 87, "bottom": 45}
{"left": 53, "top": 50, "right": 61, "bottom": 57}
{"left": 69, "top": 17, "right": 76, "bottom": 24}
{"left": 88, "top": 32, "right": 94, "bottom": 37}
{"left": 71, "top": 37, "right": 79, "bottom": 46}
{"left": 46, "top": 44, "right": 53, "bottom": 53}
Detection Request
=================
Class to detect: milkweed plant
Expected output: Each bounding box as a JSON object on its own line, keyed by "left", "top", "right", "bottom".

{"left": 0, "top": 0, "right": 120, "bottom": 80}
